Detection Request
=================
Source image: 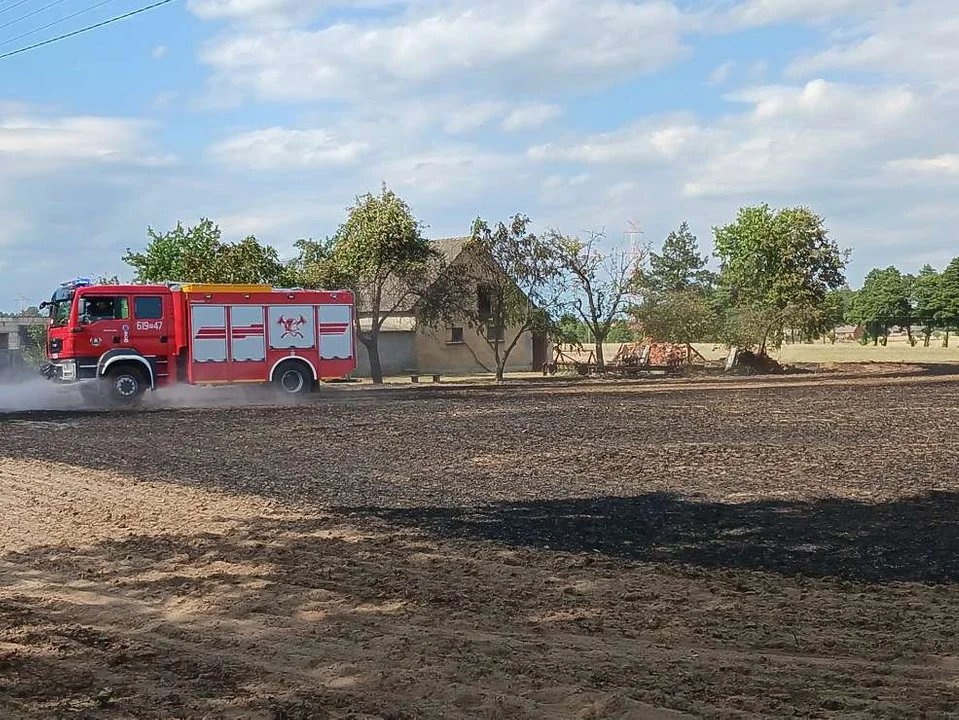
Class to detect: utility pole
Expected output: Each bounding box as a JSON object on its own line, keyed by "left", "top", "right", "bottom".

{"left": 625, "top": 220, "right": 645, "bottom": 260}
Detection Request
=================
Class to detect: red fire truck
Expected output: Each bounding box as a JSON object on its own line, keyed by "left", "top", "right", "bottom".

{"left": 41, "top": 278, "right": 356, "bottom": 404}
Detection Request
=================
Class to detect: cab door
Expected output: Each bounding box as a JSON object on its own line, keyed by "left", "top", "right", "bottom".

{"left": 129, "top": 294, "right": 172, "bottom": 384}
{"left": 74, "top": 293, "right": 131, "bottom": 358}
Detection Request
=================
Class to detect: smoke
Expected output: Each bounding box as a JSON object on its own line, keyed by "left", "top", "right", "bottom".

{"left": 151, "top": 383, "right": 286, "bottom": 409}
{"left": 0, "top": 377, "right": 359, "bottom": 413}
{"left": 0, "top": 378, "right": 84, "bottom": 412}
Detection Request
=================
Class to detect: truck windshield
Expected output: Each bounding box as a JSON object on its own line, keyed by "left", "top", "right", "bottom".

{"left": 49, "top": 287, "right": 75, "bottom": 327}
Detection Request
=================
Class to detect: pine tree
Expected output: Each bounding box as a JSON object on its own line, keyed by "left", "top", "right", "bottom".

{"left": 645, "top": 222, "right": 713, "bottom": 293}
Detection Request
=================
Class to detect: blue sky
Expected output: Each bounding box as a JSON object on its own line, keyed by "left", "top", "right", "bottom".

{"left": 1, "top": 0, "right": 958, "bottom": 310}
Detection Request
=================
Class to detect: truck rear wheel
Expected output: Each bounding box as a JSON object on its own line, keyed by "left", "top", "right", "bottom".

{"left": 273, "top": 362, "right": 312, "bottom": 397}
{"left": 105, "top": 365, "right": 146, "bottom": 405}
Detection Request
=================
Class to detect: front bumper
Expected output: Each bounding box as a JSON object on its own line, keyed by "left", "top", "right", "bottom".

{"left": 42, "top": 359, "right": 78, "bottom": 383}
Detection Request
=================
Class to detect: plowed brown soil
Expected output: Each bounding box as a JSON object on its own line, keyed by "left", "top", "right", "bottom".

{"left": 2, "top": 368, "right": 959, "bottom": 718}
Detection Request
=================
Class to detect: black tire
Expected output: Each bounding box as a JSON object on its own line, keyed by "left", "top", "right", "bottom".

{"left": 273, "top": 362, "right": 313, "bottom": 397}
{"left": 105, "top": 365, "right": 146, "bottom": 405}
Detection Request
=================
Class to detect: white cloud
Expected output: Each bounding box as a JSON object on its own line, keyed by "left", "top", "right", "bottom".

{"left": 151, "top": 91, "right": 179, "bottom": 112}
{"left": 0, "top": 113, "right": 163, "bottom": 167}
{"left": 199, "top": 0, "right": 688, "bottom": 102}
{"left": 787, "top": 0, "right": 959, "bottom": 84}
{"left": 152, "top": 46, "right": 168, "bottom": 60}
{"left": 887, "top": 154, "right": 959, "bottom": 177}
{"left": 529, "top": 114, "right": 706, "bottom": 164}
{"left": 187, "top": 0, "right": 402, "bottom": 25}
{"left": 217, "top": 200, "right": 346, "bottom": 244}
{"left": 209, "top": 127, "right": 370, "bottom": 169}
{"left": 443, "top": 100, "right": 508, "bottom": 135}
{"left": 685, "top": 80, "right": 924, "bottom": 197}
{"left": 374, "top": 144, "right": 524, "bottom": 205}
{"left": 716, "top": 0, "right": 894, "bottom": 28}
{"left": 522, "top": 73, "right": 959, "bottom": 279}
{"left": 0, "top": 109, "right": 183, "bottom": 305}
{"left": 707, "top": 60, "right": 734, "bottom": 85}
{"left": 500, "top": 103, "right": 562, "bottom": 132}
{"left": 532, "top": 79, "right": 931, "bottom": 200}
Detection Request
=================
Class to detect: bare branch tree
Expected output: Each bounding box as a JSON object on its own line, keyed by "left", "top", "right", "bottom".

{"left": 547, "top": 228, "right": 646, "bottom": 371}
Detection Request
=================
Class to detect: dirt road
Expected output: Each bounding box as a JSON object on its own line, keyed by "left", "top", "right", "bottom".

{"left": 2, "top": 369, "right": 959, "bottom": 718}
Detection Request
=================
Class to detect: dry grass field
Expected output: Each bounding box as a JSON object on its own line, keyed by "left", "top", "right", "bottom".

{"left": 2, "top": 366, "right": 959, "bottom": 718}
{"left": 557, "top": 339, "right": 959, "bottom": 370}
{"left": 776, "top": 340, "right": 959, "bottom": 365}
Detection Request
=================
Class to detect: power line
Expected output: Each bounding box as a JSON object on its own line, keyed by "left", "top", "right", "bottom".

{"left": 0, "top": 0, "right": 177, "bottom": 60}
{"left": 0, "top": 0, "right": 117, "bottom": 49}
{"left": 0, "top": 0, "right": 71, "bottom": 33}
{"left": 0, "top": 0, "right": 36, "bottom": 18}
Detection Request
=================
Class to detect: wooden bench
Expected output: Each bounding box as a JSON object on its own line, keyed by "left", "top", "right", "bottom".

{"left": 406, "top": 372, "right": 442, "bottom": 384}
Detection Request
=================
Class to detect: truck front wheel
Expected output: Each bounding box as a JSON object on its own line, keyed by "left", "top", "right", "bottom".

{"left": 105, "top": 366, "right": 146, "bottom": 405}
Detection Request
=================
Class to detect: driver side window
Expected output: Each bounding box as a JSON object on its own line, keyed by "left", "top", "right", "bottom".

{"left": 80, "top": 296, "right": 130, "bottom": 323}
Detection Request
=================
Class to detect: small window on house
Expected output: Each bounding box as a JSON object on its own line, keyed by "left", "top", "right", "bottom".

{"left": 477, "top": 284, "right": 493, "bottom": 322}
{"left": 449, "top": 327, "right": 464, "bottom": 344}
{"left": 487, "top": 324, "right": 505, "bottom": 342}
{"left": 134, "top": 296, "right": 163, "bottom": 319}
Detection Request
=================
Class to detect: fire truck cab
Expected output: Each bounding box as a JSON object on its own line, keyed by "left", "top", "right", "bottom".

{"left": 42, "top": 278, "right": 356, "bottom": 404}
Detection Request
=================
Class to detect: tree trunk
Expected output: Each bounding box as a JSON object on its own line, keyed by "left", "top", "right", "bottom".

{"left": 924, "top": 327, "right": 932, "bottom": 347}
{"left": 363, "top": 330, "right": 384, "bottom": 385}
{"left": 594, "top": 338, "right": 606, "bottom": 372}
{"left": 944, "top": 330, "right": 951, "bottom": 348}
{"left": 493, "top": 339, "right": 504, "bottom": 383}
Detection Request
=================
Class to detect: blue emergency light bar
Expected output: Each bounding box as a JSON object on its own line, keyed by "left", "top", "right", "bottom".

{"left": 58, "top": 277, "right": 93, "bottom": 289}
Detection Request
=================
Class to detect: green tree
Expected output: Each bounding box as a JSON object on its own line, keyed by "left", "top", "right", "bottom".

{"left": 847, "top": 267, "right": 911, "bottom": 346}
{"left": 938, "top": 257, "right": 959, "bottom": 347}
{"left": 124, "top": 219, "right": 222, "bottom": 282}
{"left": 469, "top": 214, "right": 563, "bottom": 381}
{"left": 633, "top": 289, "right": 718, "bottom": 348}
{"left": 643, "top": 221, "right": 715, "bottom": 292}
{"left": 327, "top": 186, "right": 463, "bottom": 384}
{"left": 212, "top": 236, "right": 290, "bottom": 285}
{"left": 606, "top": 319, "right": 639, "bottom": 343}
{"left": 823, "top": 286, "right": 856, "bottom": 343}
{"left": 553, "top": 313, "right": 591, "bottom": 347}
{"left": 912, "top": 264, "right": 942, "bottom": 347}
{"left": 713, "top": 204, "right": 848, "bottom": 352}
{"left": 547, "top": 229, "right": 644, "bottom": 371}
{"left": 287, "top": 237, "right": 350, "bottom": 297}
{"left": 633, "top": 222, "right": 720, "bottom": 350}
{"left": 123, "top": 219, "right": 291, "bottom": 285}
{"left": 19, "top": 324, "right": 48, "bottom": 369}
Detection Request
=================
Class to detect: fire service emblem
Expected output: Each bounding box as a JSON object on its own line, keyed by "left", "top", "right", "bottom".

{"left": 277, "top": 315, "right": 308, "bottom": 339}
